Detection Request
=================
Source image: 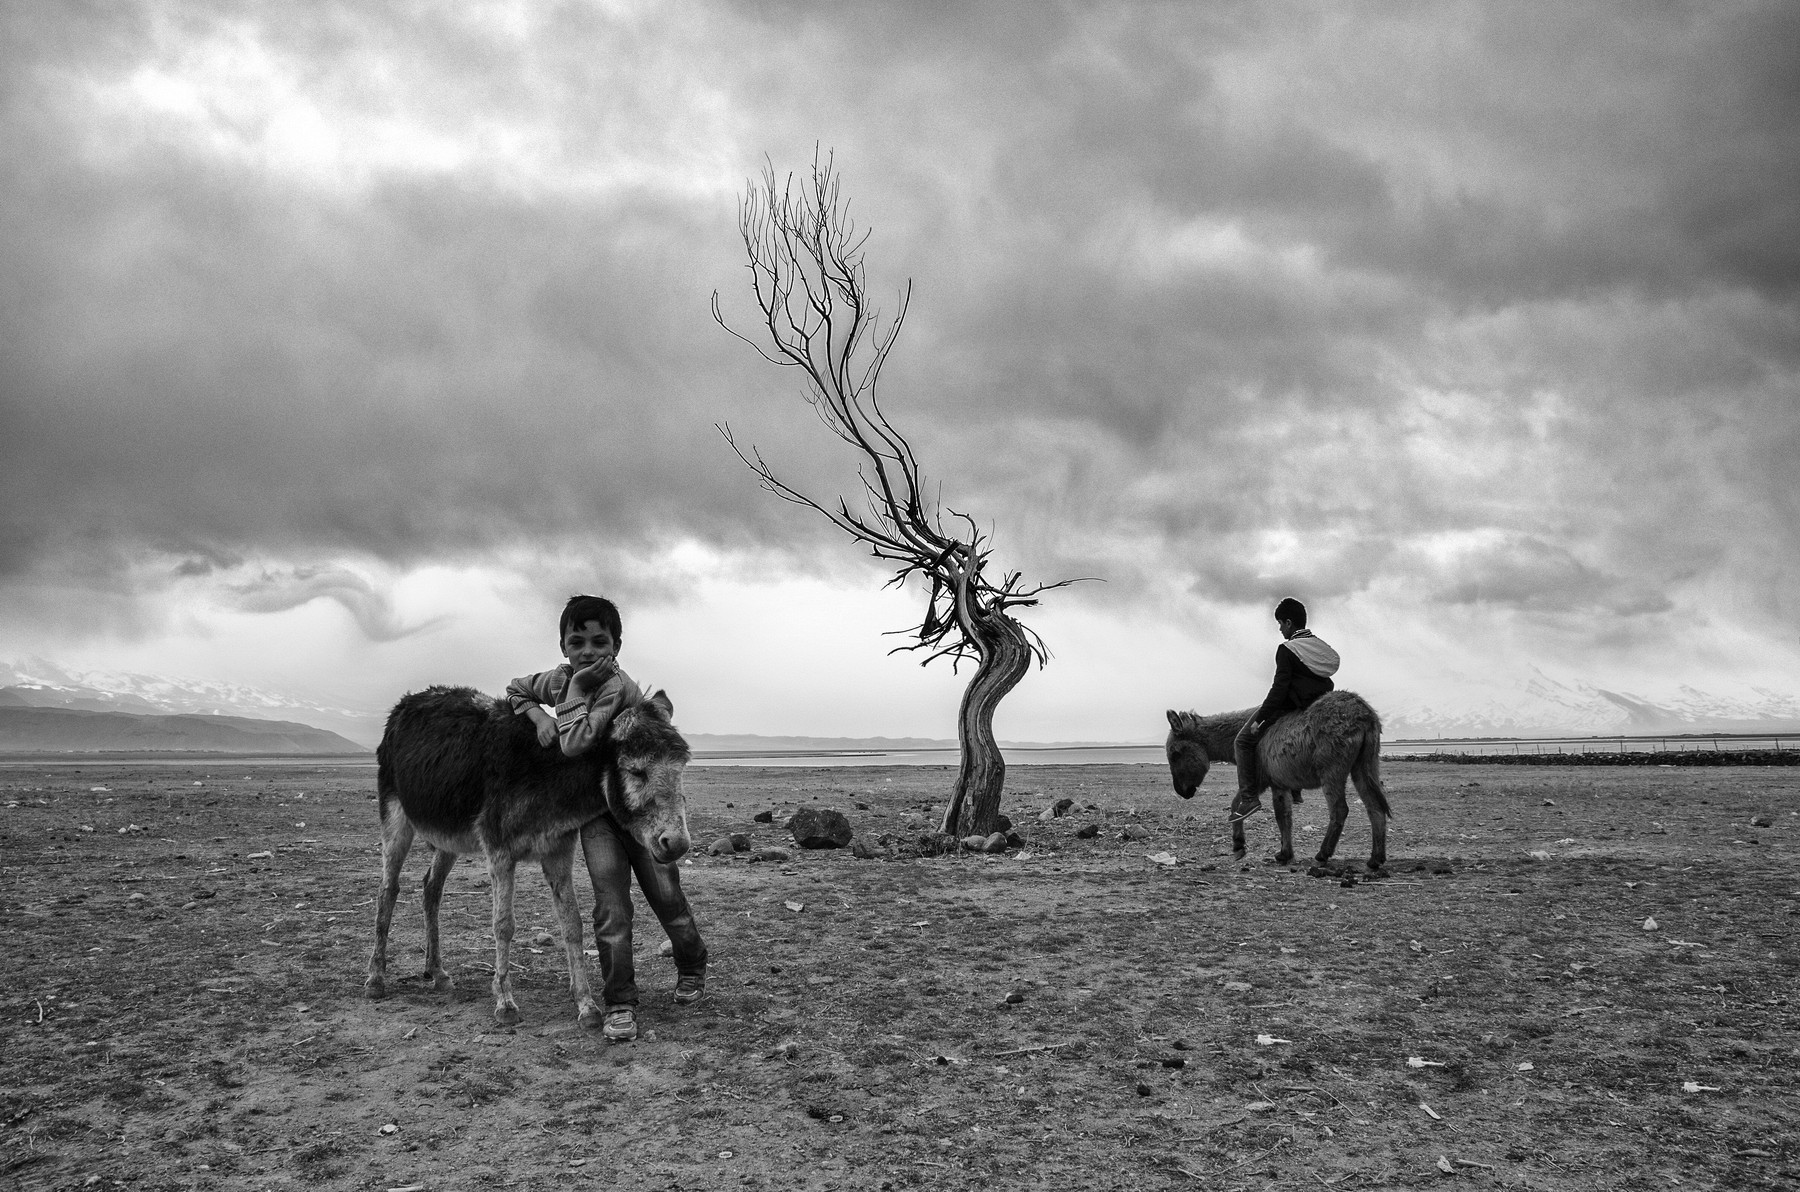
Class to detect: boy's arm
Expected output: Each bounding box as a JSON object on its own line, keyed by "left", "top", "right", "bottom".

{"left": 556, "top": 669, "right": 645, "bottom": 757}
{"left": 1252, "top": 644, "right": 1298, "bottom": 726}
{"left": 505, "top": 667, "right": 569, "bottom": 715}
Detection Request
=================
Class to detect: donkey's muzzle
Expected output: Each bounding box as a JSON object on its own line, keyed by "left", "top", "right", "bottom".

{"left": 651, "top": 831, "right": 691, "bottom": 865}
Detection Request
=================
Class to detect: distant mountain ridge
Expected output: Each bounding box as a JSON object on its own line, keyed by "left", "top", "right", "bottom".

{"left": 1381, "top": 667, "right": 1800, "bottom": 739}
{"left": 0, "top": 659, "right": 383, "bottom": 746}
{"left": 0, "top": 705, "right": 366, "bottom": 754}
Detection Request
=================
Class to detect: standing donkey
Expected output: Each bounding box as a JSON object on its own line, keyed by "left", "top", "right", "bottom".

{"left": 1165, "top": 690, "right": 1391, "bottom": 870}
{"left": 365, "top": 685, "right": 692, "bottom": 1027}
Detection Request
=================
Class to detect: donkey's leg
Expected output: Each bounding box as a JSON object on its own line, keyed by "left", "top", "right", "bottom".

{"left": 419, "top": 846, "right": 458, "bottom": 992}
{"left": 540, "top": 835, "right": 603, "bottom": 1028}
{"left": 487, "top": 852, "right": 523, "bottom": 1026}
{"left": 1352, "top": 769, "right": 1390, "bottom": 871}
{"left": 1230, "top": 812, "right": 1248, "bottom": 861}
{"left": 1316, "top": 782, "right": 1350, "bottom": 865}
{"left": 1269, "top": 789, "right": 1295, "bottom": 865}
{"left": 365, "top": 814, "right": 415, "bottom": 999}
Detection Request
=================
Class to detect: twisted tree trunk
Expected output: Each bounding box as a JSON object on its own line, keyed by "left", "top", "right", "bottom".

{"left": 943, "top": 612, "right": 1033, "bottom": 837}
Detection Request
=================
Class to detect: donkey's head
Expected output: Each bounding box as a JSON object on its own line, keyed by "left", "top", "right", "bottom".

{"left": 604, "top": 690, "right": 693, "bottom": 864}
{"left": 1164, "top": 709, "right": 1210, "bottom": 800}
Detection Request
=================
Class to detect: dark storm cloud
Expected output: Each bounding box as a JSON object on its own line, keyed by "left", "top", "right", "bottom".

{"left": 2, "top": 0, "right": 1797, "bottom": 644}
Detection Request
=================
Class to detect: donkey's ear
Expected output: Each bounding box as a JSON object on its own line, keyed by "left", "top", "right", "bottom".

{"left": 647, "top": 689, "right": 674, "bottom": 718}
{"left": 1166, "top": 709, "right": 1180, "bottom": 728}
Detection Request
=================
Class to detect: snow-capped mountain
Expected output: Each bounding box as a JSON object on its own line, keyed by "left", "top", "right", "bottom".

{"left": 0, "top": 659, "right": 384, "bottom": 747}
{"left": 1379, "top": 666, "right": 1800, "bottom": 739}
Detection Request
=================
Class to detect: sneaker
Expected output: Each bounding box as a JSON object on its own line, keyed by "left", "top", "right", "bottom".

{"left": 674, "top": 974, "right": 705, "bottom": 1006}
{"left": 602, "top": 1007, "right": 637, "bottom": 1042}
{"left": 1229, "top": 796, "right": 1265, "bottom": 823}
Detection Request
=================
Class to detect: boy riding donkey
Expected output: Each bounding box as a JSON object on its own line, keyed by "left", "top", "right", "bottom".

{"left": 507, "top": 594, "right": 708, "bottom": 1042}
{"left": 1233, "top": 597, "right": 1340, "bottom": 822}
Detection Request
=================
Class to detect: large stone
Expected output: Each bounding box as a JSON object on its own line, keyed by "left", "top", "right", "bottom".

{"left": 748, "top": 847, "right": 790, "bottom": 864}
{"left": 981, "top": 832, "right": 1008, "bottom": 854}
{"left": 705, "top": 836, "right": 737, "bottom": 856}
{"left": 789, "top": 807, "right": 854, "bottom": 849}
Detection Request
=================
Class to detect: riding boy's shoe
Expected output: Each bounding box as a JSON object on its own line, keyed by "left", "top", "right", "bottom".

{"left": 674, "top": 974, "right": 705, "bottom": 1005}
{"left": 1229, "top": 785, "right": 1265, "bottom": 823}
{"left": 602, "top": 1006, "right": 638, "bottom": 1042}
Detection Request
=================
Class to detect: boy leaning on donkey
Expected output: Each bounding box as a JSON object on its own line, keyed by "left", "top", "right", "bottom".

{"left": 506, "top": 594, "right": 708, "bottom": 1042}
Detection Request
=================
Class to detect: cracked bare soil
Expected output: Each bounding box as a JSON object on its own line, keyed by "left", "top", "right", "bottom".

{"left": 3, "top": 758, "right": 1797, "bottom": 1190}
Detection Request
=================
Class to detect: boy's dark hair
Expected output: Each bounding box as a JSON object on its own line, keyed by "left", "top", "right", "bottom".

{"left": 559, "top": 594, "right": 623, "bottom": 647}
{"left": 1274, "top": 597, "right": 1307, "bottom": 628}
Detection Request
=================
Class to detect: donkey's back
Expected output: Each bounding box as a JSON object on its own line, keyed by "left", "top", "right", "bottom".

{"left": 377, "top": 686, "right": 498, "bottom": 846}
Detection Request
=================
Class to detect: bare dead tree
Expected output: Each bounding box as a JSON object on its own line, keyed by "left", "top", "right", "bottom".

{"left": 712, "top": 151, "right": 1080, "bottom": 838}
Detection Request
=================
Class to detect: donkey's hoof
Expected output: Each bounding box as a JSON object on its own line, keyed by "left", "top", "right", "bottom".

{"left": 1230, "top": 848, "right": 1247, "bottom": 861}
{"left": 1272, "top": 850, "right": 1294, "bottom": 865}
{"left": 363, "top": 977, "right": 386, "bottom": 1000}
{"left": 577, "top": 1000, "right": 605, "bottom": 1029}
{"left": 494, "top": 1003, "right": 523, "bottom": 1027}
{"left": 427, "top": 970, "right": 454, "bottom": 992}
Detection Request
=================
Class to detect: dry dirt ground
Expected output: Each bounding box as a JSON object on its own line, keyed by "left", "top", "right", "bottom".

{"left": 3, "top": 757, "right": 1797, "bottom": 1191}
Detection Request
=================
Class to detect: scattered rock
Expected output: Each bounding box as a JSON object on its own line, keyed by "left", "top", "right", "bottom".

{"left": 1120, "top": 825, "right": 1151, "bottom": 842}
{"left": 730, "top": 833, "right": 751, "bottom": 851}
{"left": 1075, "top": 824, "right": 1100, "bottom": 839}
{"left": 1134, "top": 1082, "right": 1152, "bottom": 1097}
{"left": 960, "top": 834, "right": 988, "bottom": 852}
{"left": 1003, "top": 989, "right": 1026, "bottom": 1004}
{"left": 753, "top": 809, "right": 774, "bottom": 823}
{"left": 706, "top": 836, "right": 737, "bottom": 857}
{"left": 748, "top": 848, "right": 790, "bottom": 864}
{"left": 1542, "top": 799, "right": 1556, "bottom": 807}
{"left": 790, "top": 807, "right": 854, "bottom": 849}
{"left": 1642, "top": 916, "right": 1659, "bottom": 931}
{"left": 1751, "top": 814, "right": 1774, "bottom": 828}
{"left": 1160, "top": 1056, "right": 1186, "bottom": 1069}
{"left": 981, "top": 832, "right": 1008, "bottom": 854}
{"left": 1004, "top": 830, "right": 1026, "bottom": 849}
{"left": 850, "top": 838, "right": 885, "bottom": 860}
{"left": 658, "top": 940, "right": 674, "bottom": 956}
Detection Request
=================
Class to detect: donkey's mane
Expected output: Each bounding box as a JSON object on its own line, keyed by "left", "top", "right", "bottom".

{"left": 1169, "top": 707, "right": 1257, "bottom": 762}
{"left": 614, "top": 694, "right": 691, "bottom": 764}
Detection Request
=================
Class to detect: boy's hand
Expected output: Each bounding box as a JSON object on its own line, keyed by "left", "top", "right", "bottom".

{"left": 567, "top": 656, "right": 618, "bottom": 697}
{"left": 535, "top": 719, "right": 558, "bottom": 747}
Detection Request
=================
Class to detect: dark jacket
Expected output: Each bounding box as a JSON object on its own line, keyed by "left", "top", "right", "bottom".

{"left": 1254, "top": 637, "right": 1336, "bottom": 724}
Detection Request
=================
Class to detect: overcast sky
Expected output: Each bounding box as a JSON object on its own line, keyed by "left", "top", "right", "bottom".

{"left": 2, "top": 1, "right": 1796, "bottom": 742}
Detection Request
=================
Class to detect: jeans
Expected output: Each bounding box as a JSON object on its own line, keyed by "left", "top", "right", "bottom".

{"left": 1233, "top": 717, "right": 1265, "bottom": 800}
{"left": 580, "top": 812, "right": 707, "bottom": 1008}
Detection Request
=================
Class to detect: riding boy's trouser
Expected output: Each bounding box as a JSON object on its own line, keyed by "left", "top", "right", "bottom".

{"left": 580, "top": 812, "right": 708, "bottom": 1009}
{"left": 1233, "top": 715, "right": 1301, "bottom": 805}
{"left": 1233, "top": 718, "right": 1265, "bottom": 802}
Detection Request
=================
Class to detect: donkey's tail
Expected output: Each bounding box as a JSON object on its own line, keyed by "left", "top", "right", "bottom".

{"left": 1353, "top": 729, "right": 1393, "bottom": 818}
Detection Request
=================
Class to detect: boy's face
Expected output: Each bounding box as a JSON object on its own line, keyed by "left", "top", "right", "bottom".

{"left": 561, "top": 620, "right": 618, "bottom": 669}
